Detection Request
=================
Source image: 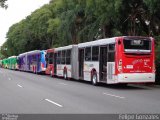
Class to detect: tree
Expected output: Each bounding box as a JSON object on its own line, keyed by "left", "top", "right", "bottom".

{"left": 144, "top": 0, "right": 160, "bottom": 36}
{"left": 2, "top": 0, "right": 160, "bottom": 56}
{"left": 0, "top": 0, "right": 7, "bottom": 9}
{"left": 55, "top": 0, "right": 85, "bottom": 45}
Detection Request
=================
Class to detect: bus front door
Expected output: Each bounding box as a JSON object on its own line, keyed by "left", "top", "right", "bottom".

{"left": 54, "top": 53, "right": 57, "bottom": 75}
{"left": 100, "top": 46, "right": 107, "bottom": 81}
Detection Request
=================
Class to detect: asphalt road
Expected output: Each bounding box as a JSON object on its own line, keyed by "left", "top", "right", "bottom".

{"left": 0, "top": 68, "right": 160, "bottom": 114}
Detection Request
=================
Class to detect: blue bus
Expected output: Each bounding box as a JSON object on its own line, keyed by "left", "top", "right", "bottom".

{"left": 18, "top": 50, "right": 46, "bottom": 73}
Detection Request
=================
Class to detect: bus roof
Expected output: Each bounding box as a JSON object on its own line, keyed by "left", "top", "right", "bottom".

{"left": 18, "top": 52, "right": 28, "bottom": 57}
{"left": 124, "top": 36, "right": 153, "bottom": 40}
{"left": 78, "top": 37, "right": 116, "bottom": 48}
{"left": 46, "top": 48, "right": 54, "bottom": 53}
{"left": 19, "top": 50, "right": 40, "bottom": 57}
{"left": 8, "top": 56, "right": 17, "bottom": 59}
{"left": 27, "top": 50, "right": 40, "bottom": 55}
{"left": 55, "top": 45, "right": 77, "bottom": 51}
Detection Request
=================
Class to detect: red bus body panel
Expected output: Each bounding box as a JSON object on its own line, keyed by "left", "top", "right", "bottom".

{"left": 45, "top": 49, "right": 54, "bottom": 76}
{"left": 115, "top": 37, "right": 155, "bottom": 83}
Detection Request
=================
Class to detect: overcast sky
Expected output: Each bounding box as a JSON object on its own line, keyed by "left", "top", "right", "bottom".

{"left": 0, "top": 0, "right": 50, "bottom": 46}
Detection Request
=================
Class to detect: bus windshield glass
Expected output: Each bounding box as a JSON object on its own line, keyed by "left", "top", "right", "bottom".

{"left": 123, "top": 38, "right": 151, "bottom": 53}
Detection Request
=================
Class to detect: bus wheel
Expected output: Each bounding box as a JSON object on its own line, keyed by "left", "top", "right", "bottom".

{"left": 34, "top": 66, "right": 36, "bottom": 74}
{"left": 63, "top": 70, "right": 67, "bottom": 80}
{"left": 34, "top": 66, "right": 37, "bottom": 74}
{"left": 92, "top": 72, "right": 98, "bottom": 86}
{"left": 50, "top": 70, "right": 53, "bottom": 77}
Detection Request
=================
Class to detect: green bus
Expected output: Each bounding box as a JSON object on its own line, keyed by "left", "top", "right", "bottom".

{"left": 8, "top": 56, "right": 18, "bottom": 70}
{"left": 0, "top": 60, "right": 2, "bottom": 67}
{"left": 2, "top": 58, "right": 9, "bottom": 68}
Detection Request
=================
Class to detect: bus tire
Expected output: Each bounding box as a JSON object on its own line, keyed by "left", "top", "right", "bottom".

{"left": 92, "top": 72, "right": 98, "bottom": 86}
{"left": 63, "top": 70, "right": 67, "bottom": 80}
{"left": 50, "top": 70, "right": 53, "bottom": 77}
{"left": 32, "top": 66, "right": 35, "bottom": 73}
{"left": 35, "top": 66, "right": 37, "bottom": 74}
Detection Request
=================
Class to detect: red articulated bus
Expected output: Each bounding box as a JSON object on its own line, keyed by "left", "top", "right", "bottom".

{"left": 46, "top": 36, "right": 155, "bottom": 85}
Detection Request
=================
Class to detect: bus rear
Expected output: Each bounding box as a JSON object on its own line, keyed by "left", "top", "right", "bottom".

{"left": 116, "top": 36, "right": 155, "bottom": 83}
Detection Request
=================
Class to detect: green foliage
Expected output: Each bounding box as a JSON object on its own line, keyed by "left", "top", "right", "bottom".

{"left": 2, "top": 0, "right": 160, "bottom": 52}
{"left": 0, "top": 0, "right": 7, "bottom": 9}
{"left": 0, "top": 52, "right": 4, "bottom": 59}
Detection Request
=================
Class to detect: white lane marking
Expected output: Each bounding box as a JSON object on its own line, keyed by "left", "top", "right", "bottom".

{"left": 103, "top": 93, "right": 125, "bottom": 99}
{"left": 17, "top": 84, "right": 23, "bottom": 88}
{"left": 8, "top": 78, "right": 11, "bottom": 80}
{"left": 45, "top": 99, "right": 63, "bottom": 107}
{"left": 59, "top": 83, "right": 67, "bottom": 86}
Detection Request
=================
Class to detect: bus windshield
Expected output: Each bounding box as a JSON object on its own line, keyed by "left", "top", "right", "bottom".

{"left": 123, "top": 38, "right": 151, "bottom": 53}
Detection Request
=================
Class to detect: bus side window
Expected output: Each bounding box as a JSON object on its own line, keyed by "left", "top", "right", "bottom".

{"left": 108, "top": 44, "right": 115, "bottom": 62}
{"left": 66, "top": 50, "right": 71, "bottom": 64}
{"left": 118, "top": 40, "right": 121, "bottom": 45}
{"left": 92, "top": 46, "right": 99, "bottom": 61}
{"left": 109, "top": 44, "right": 115, "bottom": 51}
{"left": 57, "top": 51, "right": 61, "bottom": 64}
{"left": 49, "top": 53, "right": 53, "bottom": 64}
{"left": 61, "top": 50, "right": 66, "bottom": 64}
{"left": 45, "top": 54, "right": 48, "bottom": 62}
{"left": 27, "top": 56, "right": 30, "bottom": 64}
{"left": 85, "top": 47, "right": 91, "bottom": 61}
{"left": 38, "top": 54, "right": 40, "bottom": 62}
